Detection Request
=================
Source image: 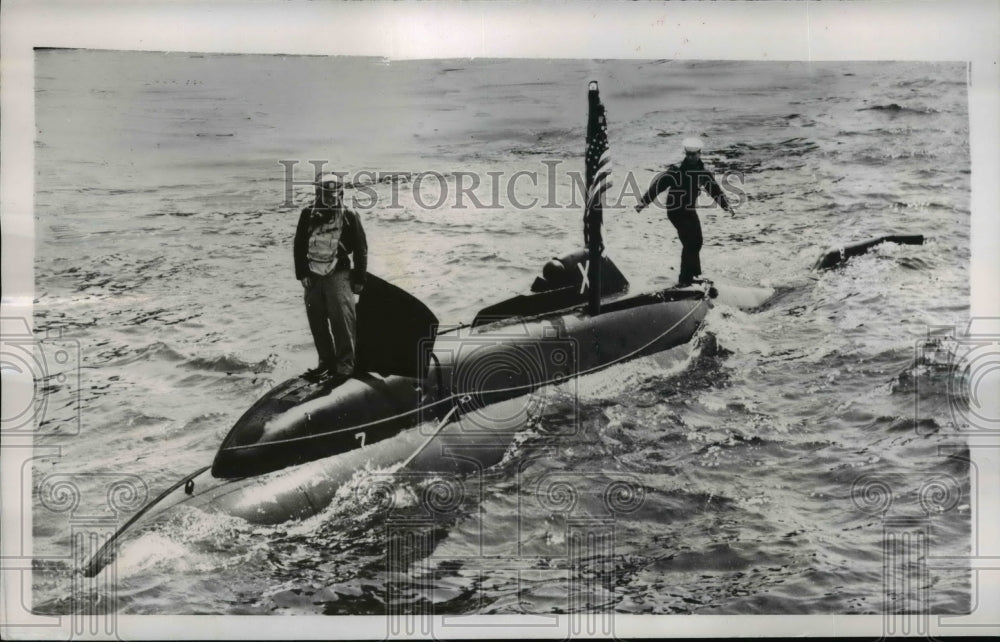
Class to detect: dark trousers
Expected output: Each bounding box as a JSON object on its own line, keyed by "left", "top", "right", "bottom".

{"left": 304, "top": 269, "right": 356, "bottom": 376}
{"left": 667, "top": 208, "right": 703, "bottom": 285}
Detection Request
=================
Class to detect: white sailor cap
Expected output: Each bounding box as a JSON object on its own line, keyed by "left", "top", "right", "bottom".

{"left": 313, "top": 172, "right": 346, "bottom": 188}
{"left": 682, "top": 137, "right": 703, "bottom": 152}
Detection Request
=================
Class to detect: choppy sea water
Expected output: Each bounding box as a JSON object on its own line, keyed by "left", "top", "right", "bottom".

{"left": 29, "top": 52, "right": 970, "bottom": 615}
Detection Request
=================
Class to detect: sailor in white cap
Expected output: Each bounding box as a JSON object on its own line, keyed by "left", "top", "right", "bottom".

{"left": 683, "top": 137, "right": 704, "bottom": 153}
{"left": 634, "top": 137, "right": 734, "bottom": 286}
{"left": 293, "top": 171, "right": 368, "bottom": 383}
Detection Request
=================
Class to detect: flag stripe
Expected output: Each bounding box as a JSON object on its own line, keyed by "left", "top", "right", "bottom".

{"left": 584, "top": 85, "right": 611, "bottom": 249}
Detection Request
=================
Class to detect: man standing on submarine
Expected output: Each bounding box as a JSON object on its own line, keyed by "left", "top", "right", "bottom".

{"left": 294, "top": 172, "right": 368, "bottom": 384}
{"left": 634, "top": 137, "right": 735, "bottom": 287}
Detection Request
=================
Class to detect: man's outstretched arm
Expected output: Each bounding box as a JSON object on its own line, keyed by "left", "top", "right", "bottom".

{"left": 635, "top": 168, "right": 678, "bottom": 212}
{"left": 700, "top": 171, "right": 734, "bottom": 215}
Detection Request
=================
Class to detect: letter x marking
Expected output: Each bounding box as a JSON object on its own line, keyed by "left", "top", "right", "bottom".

{"left": 578, "top": 261, "right": 589, "bottom": 294}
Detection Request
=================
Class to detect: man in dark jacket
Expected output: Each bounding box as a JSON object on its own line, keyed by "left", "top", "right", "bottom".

{"left": 294, "top": 172, "right": 368, "bottom": 382}
{"left": 634, "top": 137, "right": 734, "bottom": 286}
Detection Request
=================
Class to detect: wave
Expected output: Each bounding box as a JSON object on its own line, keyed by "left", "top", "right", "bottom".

{"left": 853, "top": 148, "right": 935, "bottom": 164}
{"left": 857, "top": 103, "right": 939, "bottom": 115}
{"left": 104, "top": 341, "right": 275, "bottom": 375}
{"left": 888, "top": 200, "right": 950, "bottom": 211}
{"left": 147, "top": 211, "right": 199, "bottom": 217}
{"left": 182, "top": 352, "right": 277, "bottom": 374}
{"left": 893, "top": 77, "right": 964, "bottom": 89}
{"left": 123, "top": 308, "right": 204, "bottom": 328}
{"left": 77, "top": 186, "right": 160, "bottom": 196}
{"left": 118, "top": 409, "right": 173, "bottom": 429}
{"left": 895, "top": 256, "right": 932, "bottom": 271}
{"left": 108, "top": 340, "right": 187, "bottom": 366}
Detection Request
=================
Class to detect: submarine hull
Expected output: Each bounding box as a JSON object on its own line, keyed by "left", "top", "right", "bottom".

{"left": 211, "top": 286, "right": 715, "bottom": 479}
{"left": 83, "top": 277, "right": 787, "bottom": 578}
{"left": 211, "top": 373, "right": 442, "bottom": 479}
{"left": 83, "top": 284, "right": 726, "bottom": 578}
{"left": 83, "top": 426, "right": 435, "bottom": 577}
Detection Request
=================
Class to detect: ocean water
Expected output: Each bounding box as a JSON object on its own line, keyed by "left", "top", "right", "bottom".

{"left": 30, "top": 51, "right": 970, "bottom": 615}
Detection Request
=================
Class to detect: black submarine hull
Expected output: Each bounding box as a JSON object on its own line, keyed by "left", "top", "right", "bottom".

{"left": 82, "top": 278, "right": 739, "bottom": 577}
{"left": 213, "top": 283, "right": 711, "bottom": 478}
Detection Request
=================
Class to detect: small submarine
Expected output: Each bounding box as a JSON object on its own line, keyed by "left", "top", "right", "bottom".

{"left": 81, "top": 82, "right": 924, "bottom": 578}
{"left": 83, "top": 249, "right": 773, "bottom": 576}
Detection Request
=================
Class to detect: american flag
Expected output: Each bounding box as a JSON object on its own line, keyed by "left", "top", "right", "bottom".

{"left": 584, "top": 82, "right": 612, "bottom": 247}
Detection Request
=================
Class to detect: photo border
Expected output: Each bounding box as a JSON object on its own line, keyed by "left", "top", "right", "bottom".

{"left": 2, "top": 0, "right": 998, "bottom": 639}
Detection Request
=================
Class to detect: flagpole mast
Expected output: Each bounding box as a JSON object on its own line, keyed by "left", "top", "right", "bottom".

{"left": 584, "top": 81, "right": 607, "bottom": 316}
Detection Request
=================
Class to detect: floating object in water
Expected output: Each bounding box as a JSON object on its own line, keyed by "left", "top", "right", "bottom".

{"left": 812, "top": 234, "right": 925, "bottom": 271}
